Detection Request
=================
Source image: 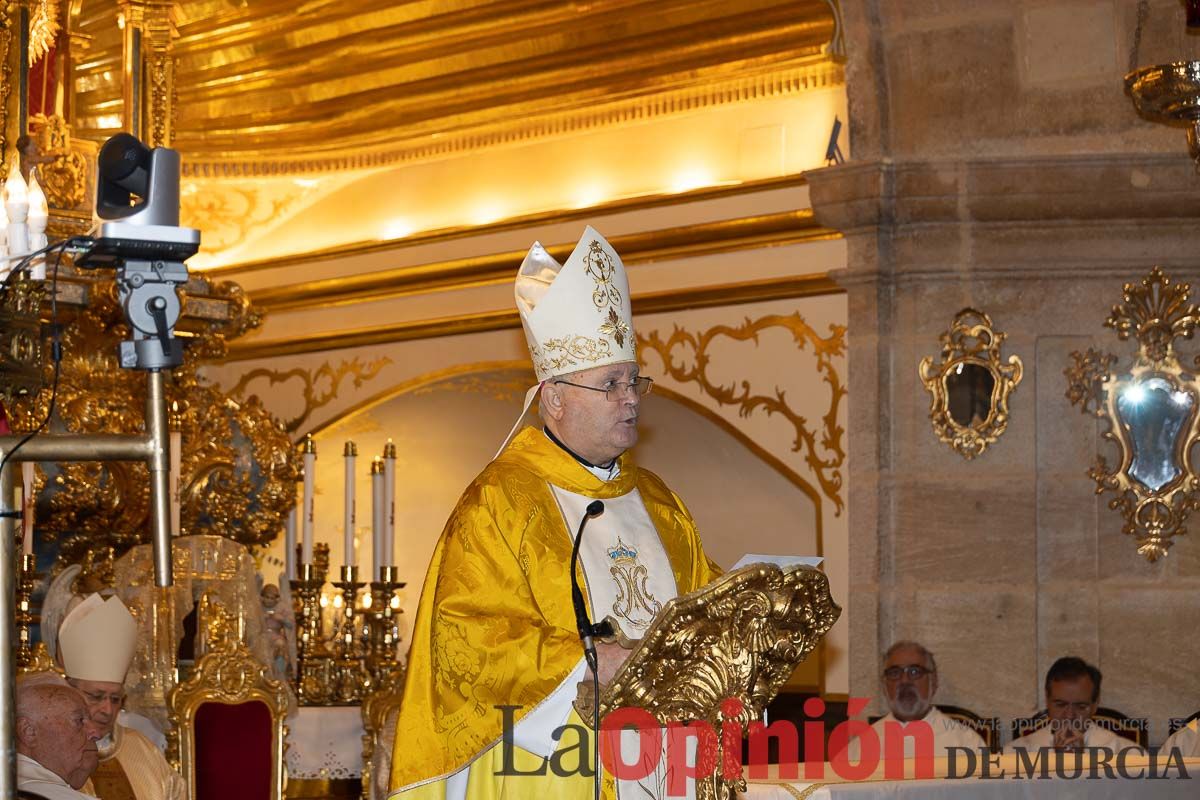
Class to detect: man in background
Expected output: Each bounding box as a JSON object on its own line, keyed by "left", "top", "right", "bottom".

{"left": 16, "top": 679, "right": 101, "bottom": 800}
{"left": 58, "top": 594, "right": 185, "bottom": 800}
{"left": 839, "top": 640, "right": 986, "bottom": 761}
{"left": 1006, "top": 656, "right": 1143, "bottom": 755}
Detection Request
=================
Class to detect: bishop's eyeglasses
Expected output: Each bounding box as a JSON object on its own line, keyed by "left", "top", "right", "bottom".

{"left": 554, "top": 376, "right": 654, "bottom": 401}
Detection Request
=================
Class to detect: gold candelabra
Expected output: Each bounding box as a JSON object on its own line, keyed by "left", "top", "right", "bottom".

{"left": 330, "top": 565, "right": 370, "bottom": 703}
{"left": 291, "top": 543, "right": 334, "bottom": 705}
{"left": 367, "top": 566, "right": 405, "bottom": 687}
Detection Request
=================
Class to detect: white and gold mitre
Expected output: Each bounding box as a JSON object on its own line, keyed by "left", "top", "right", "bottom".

{"left": 58, "top": 593, "right": 137, "bottom": 684}
{"left": 515, "top": 225, "right": 635, "bottom": 382}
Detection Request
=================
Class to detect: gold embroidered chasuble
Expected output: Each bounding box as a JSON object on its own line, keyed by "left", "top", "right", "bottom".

{"left": 389, "top": 427, "right": 721, "bottom": 793}
{"left": 82, "top": 726, "right": 185, "bottom": 800}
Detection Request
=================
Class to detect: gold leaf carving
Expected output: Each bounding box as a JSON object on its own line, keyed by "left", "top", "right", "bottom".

{"left": 225, "top": 356, "right": 392, "bottom": 434}
{"left": 638, "top": 313, "right": 846, "bottom": 513}
{"left": 28, "top": 0, "right": 59, "bottom": 65}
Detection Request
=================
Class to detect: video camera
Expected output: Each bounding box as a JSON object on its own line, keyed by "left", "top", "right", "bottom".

{"left": 76, "top": 133, "right": 201, "bottom": 371}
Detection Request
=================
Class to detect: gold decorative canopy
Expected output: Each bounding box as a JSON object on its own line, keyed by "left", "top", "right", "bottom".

{"left": 70, "top": 0, "right": 839, "bottom": 173}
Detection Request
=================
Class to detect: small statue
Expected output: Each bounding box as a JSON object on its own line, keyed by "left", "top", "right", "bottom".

{"left": 260, "top": 582, "right": 295, "bottom": 683}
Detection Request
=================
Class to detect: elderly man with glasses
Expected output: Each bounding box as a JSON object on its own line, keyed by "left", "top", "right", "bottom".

{"left": 389, "top": 227, "right": 721, "bottom": 800}
{"left": 57, "top": 595, "right": 185, "bottom": 800}
{"left": 839, "top": 641, "right": 985, "bottom": 762}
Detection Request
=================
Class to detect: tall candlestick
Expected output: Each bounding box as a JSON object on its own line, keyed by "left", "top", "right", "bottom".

{"left": 371, "top": 457, "right": 384, "bottom": 580}
{"left": 169, "top": 403, "right": 182, "bottom": 537}
{"left": 284, "top": 506, "right": 297, "bottom": 581}
{"left": 301, "top": 435, "right": 316, "bottom": 563}
{"left": 21, "top": 462, "right": 33, "bottom": 556}
{"left": 344, "top": 441, "right": 357, "bottom": 567}
{"left": 383, "top": 440, "right": 396, "bottom": 568}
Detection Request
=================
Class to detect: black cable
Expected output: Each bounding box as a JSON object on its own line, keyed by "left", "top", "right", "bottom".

{"left": 0, "top": 240, "right": 69, "bottom": 506}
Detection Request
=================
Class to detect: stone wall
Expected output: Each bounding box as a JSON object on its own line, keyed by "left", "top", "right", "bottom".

{"left": 813, "top": 0, "right": 1200, "bottom": 745}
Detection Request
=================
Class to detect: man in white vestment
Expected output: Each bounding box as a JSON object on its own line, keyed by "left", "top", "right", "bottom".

{"left": 1006, "top": 656, "right": 1144, "bottom": 755}
{"left": 839, "top": 641, "right": 986, "bottom": 762}
{"left": 16, "top": 681, "right": 101, "bottom": 800}
{"left": 1161, "top": 715, "right": 1200, "bottom": 757}
{"left": 389, "top": 227, "right": 721, "bottom": 800}
{"left": 58, "top": 594, "right": 186, "bottom": 800}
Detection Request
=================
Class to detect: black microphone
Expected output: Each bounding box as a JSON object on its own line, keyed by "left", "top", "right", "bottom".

{"left": 570, "top": 500, "right": 605, "bottom": 673}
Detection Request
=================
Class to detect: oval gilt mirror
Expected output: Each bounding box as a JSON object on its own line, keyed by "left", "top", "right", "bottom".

{"left": 919, "top": 309, "right": 1024, "bottom": 460}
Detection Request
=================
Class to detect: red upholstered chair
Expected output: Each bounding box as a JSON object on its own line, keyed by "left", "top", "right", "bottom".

{"left": 168, "top": 598, "right": 289, "bottom": 800}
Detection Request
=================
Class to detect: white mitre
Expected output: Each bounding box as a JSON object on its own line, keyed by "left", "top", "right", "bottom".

{"left": 57, "top": 593, "right": 137, "bottom": 684}
{"left": 516, "top": 225, "right": 636, "bottom": 382}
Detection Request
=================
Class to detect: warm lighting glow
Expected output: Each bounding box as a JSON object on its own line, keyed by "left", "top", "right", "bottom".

{"left": 361, "top": 593, "right": 373, "bottom": 609}
{"left": 469, "top": 202, "right": 506, "bottom": 225}
{"left": 293, "top": 178, "right": 320, "bottom": 188}
{"left": 382, "top": 218, "right": 414, "bottom": 240}
{"left": 28, "top": 174, "right": 47, "bottom": 220}
{"left": 389, "top": 595, "right": 401, "bottom": 609}
{"left": 5, "top": 163, "right": 27, "bottom": 206}
{"left": 319, "top": 593, "right": 329, "bottom": 608}
{"left": 116, "top": 13, "right": 126, "bottom": 29}
{"left": 668, "top": 166, "right": 715, "bottom": 193}
{"left": 332, "top": 593, "right": 344, "bottom": 609}
{"left": 571, "top": 182, "right": 609, "bottom": 209}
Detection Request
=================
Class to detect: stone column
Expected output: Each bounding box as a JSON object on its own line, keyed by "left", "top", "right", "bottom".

{"left": 813, "top": 0, "right": 1200, "bottom": 740}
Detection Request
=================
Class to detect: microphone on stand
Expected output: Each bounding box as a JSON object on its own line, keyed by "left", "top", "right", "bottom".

{"left": 570, "top": 498, "right": 609, "bottom": 800}
{"left": 570, "top": 499, "right": 607, "bottom": 672}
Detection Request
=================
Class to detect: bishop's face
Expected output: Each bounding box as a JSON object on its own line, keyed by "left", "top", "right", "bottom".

{"left": 548, "top": 362, "right": 643, "bottom": 465}
{"left": 69, "top": 678, "right": 126, "bottom": 739}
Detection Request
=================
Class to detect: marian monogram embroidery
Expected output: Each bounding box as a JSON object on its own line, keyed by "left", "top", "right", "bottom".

{"left": 584, "top": 240, "right": 623, "bottom": 312}
{"left": 607, "top": 537, "right": 662, "bottom": 630}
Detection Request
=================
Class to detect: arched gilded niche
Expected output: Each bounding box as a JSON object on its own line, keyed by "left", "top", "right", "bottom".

{"left": 262, "top": 362, "right": 827, "bottom": 687}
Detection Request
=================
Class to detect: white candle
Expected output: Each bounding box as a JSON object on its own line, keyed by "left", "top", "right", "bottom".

{"left": 383, "top": 439, "right": 396, "bottom": 568}
{"left": 169, "top": 426, "right": 181, "bottom": 537}
{"left": 27, "top": 173, "right": 47, "bottom": 279}
{"left": 21, "top": 462, "right": 33, "bottom": 556}
{"left": 301, "top": 435, "right": 316, "bottom": 563}
{"left": 344, "top": 441, "right": 357, "bottom": 567}
{"left": 284, "top": 506, "right": 297, "bottom": 581}
{"left": 371, "top": 457, "right": 384, "bottom": 580}
{"left": 6, "top": 163, "right": 28, "bottom": 259}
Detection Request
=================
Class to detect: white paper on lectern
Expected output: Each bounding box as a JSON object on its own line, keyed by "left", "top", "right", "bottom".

{"left": 731, "top": 554, "right": 823, "bottom": 570}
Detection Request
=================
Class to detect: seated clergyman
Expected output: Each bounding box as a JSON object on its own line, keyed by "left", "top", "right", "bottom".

{"left": 1161, "top": 714, "right": 1200, "bottom": 757}
{"left": 57, "top": 594, "right": 186, "bottom": 800}
{"left": 1005, "top": 656, "right": 1144, "bottom": 755}
{"left": 840, "top": 641, "right": 985, "bottom": 761}
{"left": 16, "top": 680, "right": 102, "bottom": 800}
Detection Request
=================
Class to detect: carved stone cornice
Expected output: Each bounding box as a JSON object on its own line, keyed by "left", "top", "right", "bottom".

{"left": 807, "top": 154, "right": 1200, "bottom": 236}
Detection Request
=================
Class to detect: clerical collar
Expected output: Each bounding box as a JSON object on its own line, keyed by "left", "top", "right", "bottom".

{"left": 542, "top": 427, "right": 619, "bottom": 479}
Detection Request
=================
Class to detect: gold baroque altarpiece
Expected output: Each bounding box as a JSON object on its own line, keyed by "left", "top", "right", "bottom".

{"left": 5, "top": 272, "right": 299, "bottom": 574}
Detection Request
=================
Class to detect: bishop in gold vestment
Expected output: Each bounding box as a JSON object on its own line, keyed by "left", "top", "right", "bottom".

{"left": 389, "top": 228, "right": 721, "bottom": 798}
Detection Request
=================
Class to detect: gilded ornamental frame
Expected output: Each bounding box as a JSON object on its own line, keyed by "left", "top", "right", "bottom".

{"left": 918, "top": 308, "right": 1024, "bottom": 459}
{"left": 1065, "top": 267, "right": 1200, "bottom": 561}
